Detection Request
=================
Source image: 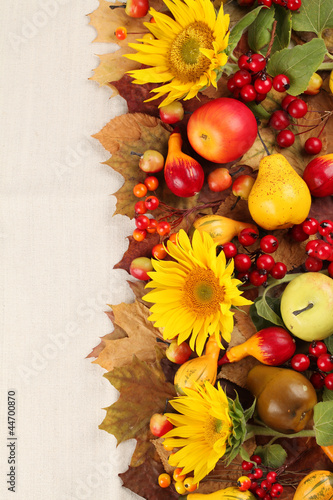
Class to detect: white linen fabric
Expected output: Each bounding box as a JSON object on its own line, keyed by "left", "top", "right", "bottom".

{"left": 1, "top": 1, "right": 143, "bottom": 498}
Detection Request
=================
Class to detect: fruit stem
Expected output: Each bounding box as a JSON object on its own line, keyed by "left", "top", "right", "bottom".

{"left": 292, "top": 302, "right": 314, "bottom": 316}
{"left": 230, "top": 166, "right": 245, "bottom": 177}
{"left": 256, "top": 121, "right": 270, "bottom": 156}
{"left": 245, "top": 424, "right": 315, "bottom": 440}
{"left": 317, "top": 116, "right": 329, "bottom": 138}
{"left": 130, "top": 151, "right": 143, "bottom": 158}
{"left": 109, "top": 4, "right": 126, "bottom": 8}
{"left": 265, "top": 20, "right": 277, "bottom": 61}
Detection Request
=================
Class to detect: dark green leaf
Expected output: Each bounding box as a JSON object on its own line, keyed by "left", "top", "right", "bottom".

{"left": 255, "top": 444, "right": 287, "bottom": 468}
{"left": 246, "top": 102, "right": 271, "bottom": 120}
{"left": 323, "top": 387, "right": 333, "bottom": 402}
{"left": 250, "top": 296, "right": 282, "bottom": 330}
{"left": 272, "top": 5, "right": 292, "bottom": 53}
{"left": 266, "top": 38, "right": 327, "bottom": 95}
{"left": 239, "top": 446, "right": 252, "bottom": 462}
{"left": 325, "top": 334, "right": 333, "bottom": 354}
{"left": 292, "top": 0, "right": 333, "bottom": 36}
{"left": 227, "top": 6, "right": 263, "bottom": 55}
{"left": 314, "top": 401, "right": 333, "bottom": 446}
{"left": 255, "top": 295, "right": 284, "bottom": 327}
{"left": 248, "top": 7, "right": 275, "bottom": 54}
{"left": 244, "top": 398, "right": 256, "bottom": 422}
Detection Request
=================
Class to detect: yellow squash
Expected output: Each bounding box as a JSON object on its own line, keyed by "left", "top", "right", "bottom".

{"left": 185, "top": 486, "right": 256, "bottom": 499}
{"left": 248, "top": 153, "right": 311, "bottom": 230}
{"left": 193, "top": 215, "right": 258, "bottom": 246}
{"left": 293, "top": 470, "right": 333, "bottom": 500}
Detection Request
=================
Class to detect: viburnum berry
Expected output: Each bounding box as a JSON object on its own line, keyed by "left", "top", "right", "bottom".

{"left": 241, "top": 460, "right": 254, "bottom": 471}
{"left": 234, "top": 254, "right": 252, "bottom": 272}
{"left": 133, "top": 228, "right": 146, "bottom": 241}
{"left": 253, "top": 468, "right": 263, "bottom": 479}
{"left": 305, "top": 239, "right": 320, "bottom": 256}
{"left": 281, "top": 94, "right": 297, "bottom": 111}
{"left": 234, "top": 69, "right": 252, "bottom": 88}
{"left": 319, "top": 220, "right": 333, "bottom": 237}
{"left": 304, "top": 137, "right": 322, "bottom": 155}
{"left": 317, "top": 353, "right": 333, "bottom": 373}
{"left": 115, "top": 26, "right": 127, "bottom": 40}
{"left": 158, "top": 473, "right": 171, "bottom": 488}
{"left": 255, "top": 487, "right": 266, "bottom": 498}
{"left": 237, "top": 476, "right": 252, "bottom": 491}
{"left": 254, "top": 74, "right": 273, "bottom": 94}
{"left": 152, "top": 243, "right": 167, "bottom": 260}
{"left": 260, "top": 235, "right": 279, "bottom": 253}
{"left": 261, "top": 480, "right": 272, "bottom": 492}
{"left": 287, "top": 0, "right": 302, "bottom": 10}
{"left": 310, "top": 371, "right": 325, "bottom": 390}
{"left": 272, "top": 74, "right": 290, "bottom": 92}
{"left": 266, "top": 471, "right": 277, "bottom": 483}
{"left": 144, "top": 176, "right": 159, "bottom": 190}
{"left": 248, "top": 53, "right": 266, "bottom": 73}
{"left": 240, "top": 84, "right": 257, "bottom": 102}
{"left": 145, "top": 195, "right": 159, "bottom": 210}
{"left": 290, "top": 223, "right": 309, "bottom": 242}
{"left": 287, "top": 98, "right": 308, "bottom": 118}
{"left": 237, "top": 272, "right": 250, "bottom": 285}
{"left": 324, "top": 373, "right": 333, "bottom": 390}
{"left": 135, "top": 214, "right": 150, "bottom": 230}
{"left": 256, "top": 254, "right": 275, "bottom": 272}
{"left": 174, "top": 481, "right": 187, "bottom": 495}
{"left": 133, "top": 183, "right": 148, "bottom": 197}
{"left": 220, "top": 242, "right": 238, "bottom": 259}
{"left": 249, "top": 481, "right": 258, "bottom": 492}
{"left": 238, "top": 54, "right": 251, "bottom": 71}
{"left": 134, "top": 200, "right": 147, "bottom": 214}
{"left": 249, "top": 269, "right": 268, "bottom": 287}
{"left": 276, "top": 129, "right": 295, "bottom": 148}
{"left": 255, "top": 92, "right": 267, "bottom": 104}
{"left": 269, "top": 110, "right": 290, "bottom": 130}
{"left": 302, "top": 217, "right": 319, "bottom": 235}
{"left": 313, "top": 241, "right": 332, "bottom": 260}
{"left": 157, "top": 220, "right": 171, "bottom": 236}
{"left": 309, "top": 341, "right": 327, "bottom": 357}
{"left": 271, "top": 483, "right": 283, "bottom": 497}
{"left": 304, "top": 256, "right": 323, "bottom": 272}
{"left": 258, "top": 0, "right": 272, "bottom": 6}
{"left": 291, "top": 353, "right": 310, "bottom": 372}
{"left": 250, "top": 455, "right": 262, "bottom": 465}
{"left": 184, "top": 477, "right": 198, "bottom": 492}
{"left": 173, "top": 467, "right": 186, "bottom": 482}
{"left": 227, "top": 77, "right": 236, "bottom": 93}
{"left": 270, "top": 262, "right": 287, "bottom": 279}
{"left": 146, "top": 219, "right": 158, "bottom": 234}
{"left": 238, "top": 227, "right": 259, "bottom": 246}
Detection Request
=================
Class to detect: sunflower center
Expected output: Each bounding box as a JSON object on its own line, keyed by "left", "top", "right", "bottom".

{"left": 204, "top": 415, "right": 229, "bottom": 448}
{"left": 182, "top": 268, "right": 225, "bottom": 316}
{"left": 168, "top": 21, "right": 215, "bottom": 83}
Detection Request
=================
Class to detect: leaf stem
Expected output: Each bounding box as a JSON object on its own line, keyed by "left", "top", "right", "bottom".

{"left": 245, "top": 424, "right": 315, "bottom": 440}
{"left": 318, "top": 61, "right": 333, "bottom": 70}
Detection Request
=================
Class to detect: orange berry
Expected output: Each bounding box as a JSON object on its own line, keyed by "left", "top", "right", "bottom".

{"left": 184, "top": 477, "right": 198, "bottom": 492}
{"left": 157, "top": 221, "right": 171, "bottom": 236}
{"left": 144, "top": 176, "right": 159, "bottom": 191}
{"left": 133, "top": 228, "right": 146, "bottom": 241}
{"left": 173, "top": 467, "right": 186, "bottom": 482}
{"left": 168, "top": 232, "right": 179, "bottom": 244}
{"left": 133, "top": 183, "right": 148, "bottom": 198}
{"left": 152, "top": 243, "right": 167, "bottom": 260}
{"left": 146, "top": 219, "right": 157, "bottom": 234}
{"left": 162, "top": 441, "right": 174, "bottom": 451}
{"left": 158, "top": 473, "right": 171, "bottom": 488}
{"left": 115, "top": 26, "right": 127, "bottom": 40}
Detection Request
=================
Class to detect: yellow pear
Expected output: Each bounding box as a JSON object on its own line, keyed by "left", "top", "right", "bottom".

{"left": 248, "top": 154, "right": 311, "bottom": 230}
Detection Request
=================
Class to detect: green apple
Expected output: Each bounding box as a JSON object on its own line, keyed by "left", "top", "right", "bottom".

{"left": 280, "top": 272, "right": 333, "bottom": 341}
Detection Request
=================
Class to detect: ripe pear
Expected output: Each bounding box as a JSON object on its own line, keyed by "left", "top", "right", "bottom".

{"left": 248, "top": 154, "right": 311, "bottom": 230}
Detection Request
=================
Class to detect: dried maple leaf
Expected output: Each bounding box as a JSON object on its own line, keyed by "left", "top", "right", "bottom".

{"left": 114, "top": 233, "right": 160, "bottom": 273}
{"left": 93, "top": 299, "right": 163, "bottom": 371}
{"left": 91, "top": 48, "right": 141, "bottom": 87}
{"left": 100, "top": 349, "right": 176, "bottom": 466}
{"left": 120, "top": 460, "right": 178, "bottom": 500}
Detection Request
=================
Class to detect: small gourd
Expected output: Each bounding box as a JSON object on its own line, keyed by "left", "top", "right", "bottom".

{"left": 174, "top": 335, "right": 220, "bottom": 396}
{"left": 293, "top": 470, "right": 333, "bottom": 500}
{"left": 193, "top": 215, "right": 258, "bottom": 246}
{"left": 184, "top": 486, "right": 256, "bottom": 499}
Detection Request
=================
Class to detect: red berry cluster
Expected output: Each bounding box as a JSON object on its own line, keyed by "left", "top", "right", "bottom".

{"left": 220, "top": 231, "right": 287, "bottom": 287}
{"left": 238, "top": 455, "right": 284, "bottom": 499}
{"left": 290, "top": 342, "right": 333, "bottom": 391}
{"left": 289, "top": 218, "right": 333, "bottom": 275}
{"left": 227, "top": 53, "right": 290, "bottom": 104}
{"left": 258, "top": 0, "right": 301, "bottom": 11}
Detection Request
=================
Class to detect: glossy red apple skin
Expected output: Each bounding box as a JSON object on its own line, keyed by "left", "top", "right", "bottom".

{"left": 149, "top": 413, "right": 173, "bottom": 437}
{"left": 159, "top": 102, "right": 184, "bottom": 124}
{"left": 129, "top": 257, "right": 153, "bottom": 281}
{"left": 303, "top": 154, "right": 333, "bottom": 197}
{"left": 187, "top": 98, "right": 257, "bottom": 164}
{"left": 165, "top": 341, "right": 192, "bottom": 364}
{"left": 125, "top": 0, "right": 149, "bottom": 18}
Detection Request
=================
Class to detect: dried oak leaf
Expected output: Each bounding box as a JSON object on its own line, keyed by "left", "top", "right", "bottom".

{"left": 93, "top": 113, "right": 171, "bottom": 217}
{"left": 93, "top": 299, "right": 163, "bottom": 371}
{"left": 100, "top": 348, "right": 176, "bottom": 467}
{"left": 120, "top": 460, "right": 178, "bottom": 500}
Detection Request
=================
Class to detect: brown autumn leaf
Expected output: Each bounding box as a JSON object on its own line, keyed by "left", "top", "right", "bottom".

{"left": 100, "top": 348, "right": 176, "bottom": 467}
{"left": 215, "top": 192, "right": 255, "bottom": 223}
{"left": 152, "top": 438, "right": 174, "bottom": 474}
{"left": 120, "top": 460, "right": 179, "bottom": 500}
{"left": 91, "top": 48, "right": 141, "bottom": 87}
{"left": 114, "top": 232, "right": 160, "bottom": 273}
{"left": 93, "top": 299, "right": 163, "bottom": 371}
{"left": 270, "top": 229, "right": 309, "bottom": 271}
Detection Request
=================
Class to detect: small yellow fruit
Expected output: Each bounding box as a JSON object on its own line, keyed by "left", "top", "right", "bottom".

{"left": 174, "top": 480, "right": 187, "bottom": 494}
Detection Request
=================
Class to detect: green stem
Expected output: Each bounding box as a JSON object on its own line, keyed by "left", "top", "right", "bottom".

{"left": 229, "top": 53, "right": 238, "bottom": 63}
{"left": 245, "top": 424, "right": 315, "bottom": 440}
{"left": 318, "top": 61, "right": 333, "bottom": 70}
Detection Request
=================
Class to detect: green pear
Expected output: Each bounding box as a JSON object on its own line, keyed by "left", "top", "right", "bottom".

{"left": 248, "top": 154, "right": 311, "bottom": 231}
{"left": 280, "top": 272, "right": 333, "bottom": 341}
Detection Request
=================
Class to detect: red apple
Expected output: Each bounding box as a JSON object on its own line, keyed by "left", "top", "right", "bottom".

{"left": 165, "top": 341, "right": 192, "bottom": 364}
{"left": 207, "top": 168, "right": 232, "bottom": 192}
{"left": 187, "top": 98, "right": 257, "bottom": 163}
{"left": 125, "top": 0, "right": 149, "bottom": 18}
{"left": 159, "top": 102, "right": 184, "bottom": 124}
{"left": 303, "top": 154, "right": 333, "bottom": 197}
{"left": 149, "top": 413, "right": 173, "bottom": 437}
{"left": 129, "top": 257, "right": 153, "bottom": 281}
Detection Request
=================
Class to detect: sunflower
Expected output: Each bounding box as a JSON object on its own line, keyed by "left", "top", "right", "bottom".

{"left": 143, "top": 229, "right": 252, "bottom": 355}
{"left": 124, "top": 0, "right": 230, "bottom": 107}
{"left": 163, "top": 382, "right": 232, "bottom": 483}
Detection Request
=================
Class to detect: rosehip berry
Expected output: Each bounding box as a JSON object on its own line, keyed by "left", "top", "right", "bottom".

{"left": 317, "top": 353, "right": 333, "bottom": 373}
{"left": 240, "top": 84, "right": 257, "bottom": 102}
{"left": 269, "top": 110, "right": 290, "bottom": 130}
{"left": 250, "top": 455, "right": 262, "bottom": 465}
{"left": 248, "top": 53, "right": 266, "bottom": 73}
{"left": 237, "top": 476, "right": 252, "bottom": 491}
{"left": 266, "top": 471, "right": 277, "bottom": 483}
{"left": 313, "top": 241, "right": 332, "bottom": 260}
{"left": 135, "top": 214, "right": 150, "bottom": 230}
{"left": 310, "top": 371, "right": 325, "bottom": 389}
{"left": 325, "top": 373, "right": 333, "bottom": 390}
{"left": 287, "top": 98, "right": 308, "bottom": 118}
{"left": 253, "top": 468, "right": 263, "bottom": 479}
{"left": 260, "top": 235, "right": 279, "bottom": 253}
{"left": 135, "top": 200, "right": 147, "bottom": 214}
{"left": 287, "top": 0, "right": 302, "bottom": 10}
{"left": 282, "top": 94, "right": 297, "bottom": 110}
{"left": 304, "top": 256, "right": 323, "bottom": 272}
{"left": 261, "top": 480, "right": 271, "bottom": 491}
{"left": 309, "top": 341, "right": 327, "bottom": 357}
{"left": 302, "top": 217, "right": 319, "bottom": 235}
{"left": 319, "top": 220, "right": 333, "bottom": 237}
{"left": 255, "top": 487, "right": 266, "bottom": 498}
{"left": 238, "top": 227, "right": 259, "bottom": 246}
{"left": 249, "top": 269, "right": 267, "bottom": 287}
{"left": 304, "top": 137, "right": 322, "bottom": 155}
{"left": 234, "top": 69, "right": 252, "bottom": 88}
{"left": 241, "top": 460, "right": 253, "bottom": 471}
{"left": 258, "top": 0, "right": 272, "bottom": 6}
{"left": 145, "top": 196, "right": 159, "bottom": 210}
{"left": 220, "top": 242, "right": 238, "bottom": 259}
{"left": 272, "top": 74, "right": 290, "bottom": 92}
{"left": 256, "top": 254, "right": 275, "bottom": 272}
{"left": 157, "top": 220, "right": 171, "bottom": 236}
{"left": 271, "top": 483, "right": 283, "bottom": 497}
{"left": 290, "top": 223, "right": 308, "bottom": 242}
{"left": 227, "top": 77, "right": 236, "bottom": 93}
{"left": 234, "top": 254, "right": 252, "bottom": 272}
{"left": 270, "top": 262, "right": 287, "bottom": 279}
{"left": 276, "top": 129, "right": 295, "bottom": 148}
{"left": 305, "top": 239, "right": 320, "bottom": 256}
{"left": 291, "top": 353, "right": 310, "bottom": 372}
{"left": 254, "top": 75, "right": 273, "bottom": 94}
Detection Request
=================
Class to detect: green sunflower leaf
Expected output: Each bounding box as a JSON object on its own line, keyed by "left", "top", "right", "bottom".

{"left": 291, "top": 0, "right": 333, "bottom": 36}
{"left": 225, "top": 393, "right": 253, "bottom": 465}
{"left": 255, "top": 444, "right": 287, "bottom": 468}
{"left": 248, "top": 7, "right": 275, "bottom": 54}
{"left": 227, "top": 6, "right": 263, "bottom": 56}
{"left": 314, "top": 401, "right": 333, "bottom": 446}
{"left": 266, "top": 38, "right": 327, "bottom": 95}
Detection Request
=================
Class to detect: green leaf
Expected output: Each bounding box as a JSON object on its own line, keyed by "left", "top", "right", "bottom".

{"left": 248, "top": 7, "right": 275, "bottom": 54}
{"left": 323, "top": 387, "right": 333, "bottom": 402}
{"left": 325, "top": 334, "right": 333, "bottom": 354}
{"left": 246, "top": 102, "right": 272, "bottom": 120}
{"left": 255, "top": 295, "right": 285, "bottom": 327}
{"left": 292, "top": 0, "right": 333, "bottom": 36}
{"left": 255, "top": 444, "right": 287, "bottom": 468}
{"left": 227, "top": 6, "right": 263, "bottom": 55}
{"left": 244, "top": 398, "right": 256, "bottom": 422}
{"left": 266, "top": 38, "right": 327, "bottom": 95}
{"left": 239, "top": 446, "right": 252, "bottom": 462}
{"left": 250, "top": 296, "right": 282, "bottom": 330}
{"left": 272, "top": 5, "right": 292, "bottom": 53}
{"left": 314, "top": 401, "right": 333, "bottom": 446}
